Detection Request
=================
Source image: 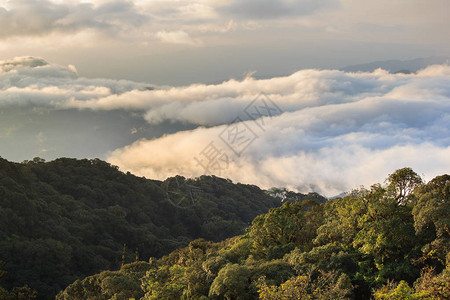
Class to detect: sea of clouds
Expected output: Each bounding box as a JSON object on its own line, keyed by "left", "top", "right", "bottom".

{"left": 1, "top": 56, "right": 449, "bottom": 196}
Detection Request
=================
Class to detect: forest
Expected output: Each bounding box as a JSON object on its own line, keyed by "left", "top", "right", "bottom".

{"left": 0, "top": 157, "right": 324, "bottom": 299}
{"left": 0, "top": 157, "right": 448, "bottom": 299}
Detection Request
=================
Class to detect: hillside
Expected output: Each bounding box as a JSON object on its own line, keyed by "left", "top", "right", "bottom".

{"left": 58, "top": 168, "right": 450, "bottom": 300}
{"left": 0, "top": 157, "right": 328, "bottom": 299}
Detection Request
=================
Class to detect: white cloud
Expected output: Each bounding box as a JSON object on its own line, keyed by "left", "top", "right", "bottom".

{"left": 155, "top": 30, "right": 201, "bottom": 46}
{"left": 1, "top": 56, "right": 449, "bottom": 196}
{"left": 105, "top": 64, "right": 450, "bottom": 196}
{"left": 63, "top": 65, "right": 450, "bottom": 129}
{"left": 0, "top": 56, "right": 152, "bottom": 107}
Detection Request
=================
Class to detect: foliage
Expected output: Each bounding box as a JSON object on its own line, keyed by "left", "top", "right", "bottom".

{"left": 209, "top": 264, "right": 253, "bottom": 299}
{"left": 249, "top": 200, "right": 323, "bottom": 259}
{"left": 373, "top": 280, "right": 424, "bottom": 300}
{"left": 386, "top": 167, "right": 423, "bottom": 205}
{"left": 0, "top": 157, "right": 287, "bottom": 299}
{"left": 1, "top": 285, "right": 37, "bottom": 300}
{"left": 414, "top": 265, "right": 450, "bottom": 300}
{"left": 0, "top": 260, "right": 37, "bottom": 299}
{"left": 374, "top": 265, "right": 450, "bottom": 300}
{"left": 412, "top": 175, "right": 450, "bottom": 270}
{"left": 56, "top": 261, "right": 151, "bottom": 300}
{"left": 1, "top": 158, "right": 448, "bottom": 300}
{"left": 127, "top": 168, "right": 448, "bottom": 300}
{"left": 256, "top": 271, "right": 353, "bottom": 300}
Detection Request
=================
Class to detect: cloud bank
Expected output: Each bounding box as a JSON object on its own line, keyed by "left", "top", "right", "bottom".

{"left": 105, "top": 65, "right": 450, "bottom": 196}
{"left": 1, "top": 56, "right": 449, "bottom": 196}
{"left": 0, "top": 56, "right": 153, "bottom": 107}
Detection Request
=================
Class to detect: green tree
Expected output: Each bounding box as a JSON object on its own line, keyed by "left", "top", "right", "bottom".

{"left": 0, "top": 156, "right": 283, "bottom": 299}
{"left": 57, "top": 262, "right": 151, "bottom": 300}
{"left": 209, "top": 264, "right": 253, "bottom": 299}
{"left": 142, "top": 264, "right": 188, "bottom": 300}
{"left": 386, "top": 167, "right": 423, "bottom": 205}
{"left": 352, "top": 184, "right": 420, "bottom": 283}
{"left": 249, "top": 201, "right": 323, "bottom": 259}
{"left": 256, "top": 271, "right": 353, "bottom": 300}
{"left": 312, "top": 171, "right": 425, "bottom": 296}
{"left": 412, "top": 175, "right": 450, "bottom": 269}
{"left": 414, "top": 264, "right": 450, "bottom": 300}
{"left": 373, "top": 280, "right": 424, "bottom": 300}
{"left": 314, "top": 190, "right": 367, "bottom": 249}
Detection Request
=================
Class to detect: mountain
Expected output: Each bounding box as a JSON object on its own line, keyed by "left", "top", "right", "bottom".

{"left": 342, "top": 56, "right": 449, "bottom": 73}
{"left": 58, "top": 169, "right": 450, "bottom": 300}
{"left": 0, "top": 156, "right": 327, "bottom": 299}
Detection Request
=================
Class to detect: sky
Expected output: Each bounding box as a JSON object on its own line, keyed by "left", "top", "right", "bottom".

{"left": 0, "top": 0, "right": 449, "bottom": 84}
{"left": 0, "top": 0, "right": 449, "bottom": 196}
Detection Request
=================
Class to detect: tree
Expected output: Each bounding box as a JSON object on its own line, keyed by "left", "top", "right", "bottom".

{"left": 57, "top": 262, "right": 151, "bottom": 300}
{"left": 414, "top": 265, "right": 450, "bottom": 300}
{"left": 313, "top": 177, "right": 422, "bottom": 295}
{"left": 352, "top": 184, "right": 420, "bottom": 283}
{"left": 374, "top": 264, "right": 450, "bottom": 300}
{"left": 0, "top": 261, "right": 37, "bottom": 300}
{"left": 412, "top": 175, "right": 450, "bottom": 269}
{"left": 386, "top": 168, "right": 423, "bottom": 205}
{"left": 141, "top": 265, "right": 188, "bottom": 300}
{"left": 256, "top": 271, "right": 353, "bottom": 299}
{"left": 0, "top": 156, "right": 283, "bottom": 299}
{"left": 209, "top": 264, "right": 253, "bottom": 299}
{"left": 249, "top": 201, "right": 323, "bottom": 259}
{"left": 373, "top": 280, "right": 424, "bottom": 300}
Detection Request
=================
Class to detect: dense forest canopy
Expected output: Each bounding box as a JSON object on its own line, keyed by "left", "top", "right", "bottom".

{"left": 58, "top": 168, "right": 449, "bottom": 300}
{"left": 0, "top": 156, "right": 448, "bottom": 299}
{"left": 0, "top": 157, "right": 327, "bottom": 299}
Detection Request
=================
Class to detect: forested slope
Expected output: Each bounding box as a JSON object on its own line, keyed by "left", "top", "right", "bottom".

{"left": 0, "top": 157, "right": 324, "bottom": 299}
{"left": 58, "top": 168, "right": 449, "bottom": 300}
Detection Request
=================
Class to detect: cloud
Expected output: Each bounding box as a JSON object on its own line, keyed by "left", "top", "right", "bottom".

{"left": 144, "top": 0, "right": 219, "bottom": 21}
{"left": 219, "top": 0, "right": 338, "bottom": 19}
{"left": 0, "top": 56, "right": 48, "bottom": 71}
{"left": 64, "top": 65, "right": 450, "bottom": 128}
{"left": 0, "top": 56, "right": 152, "bottom": 107}
{"left": 0, "top": 58, "right": 166, "bottom": 162}
{"left": 105, "top": 64, "right": 450, "bottom": 196}
{"left": 1, "top": 56, "right": 449, "bottom": 196}
{"left": 156, "top": 30, "right": 200, "bottom": 46}
{"left": 0, "top": 0, "right": 148, "bottom": 38}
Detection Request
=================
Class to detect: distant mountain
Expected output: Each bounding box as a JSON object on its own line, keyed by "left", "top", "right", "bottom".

{"left": 328, "top": 191, "right": 347, "bottom": 200}
{"left": 342, "top": 56, "right": 449, "bottom": 73}
{"left": 0, "top": 157, "right": 325, "bottom": 299}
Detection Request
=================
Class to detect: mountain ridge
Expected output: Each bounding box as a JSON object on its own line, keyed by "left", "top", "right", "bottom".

{"left": 0, "top": 156, "right": 325, "bottom": 299}
{"left": 342, "top": 56, "right": 449, "bottom": 73}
